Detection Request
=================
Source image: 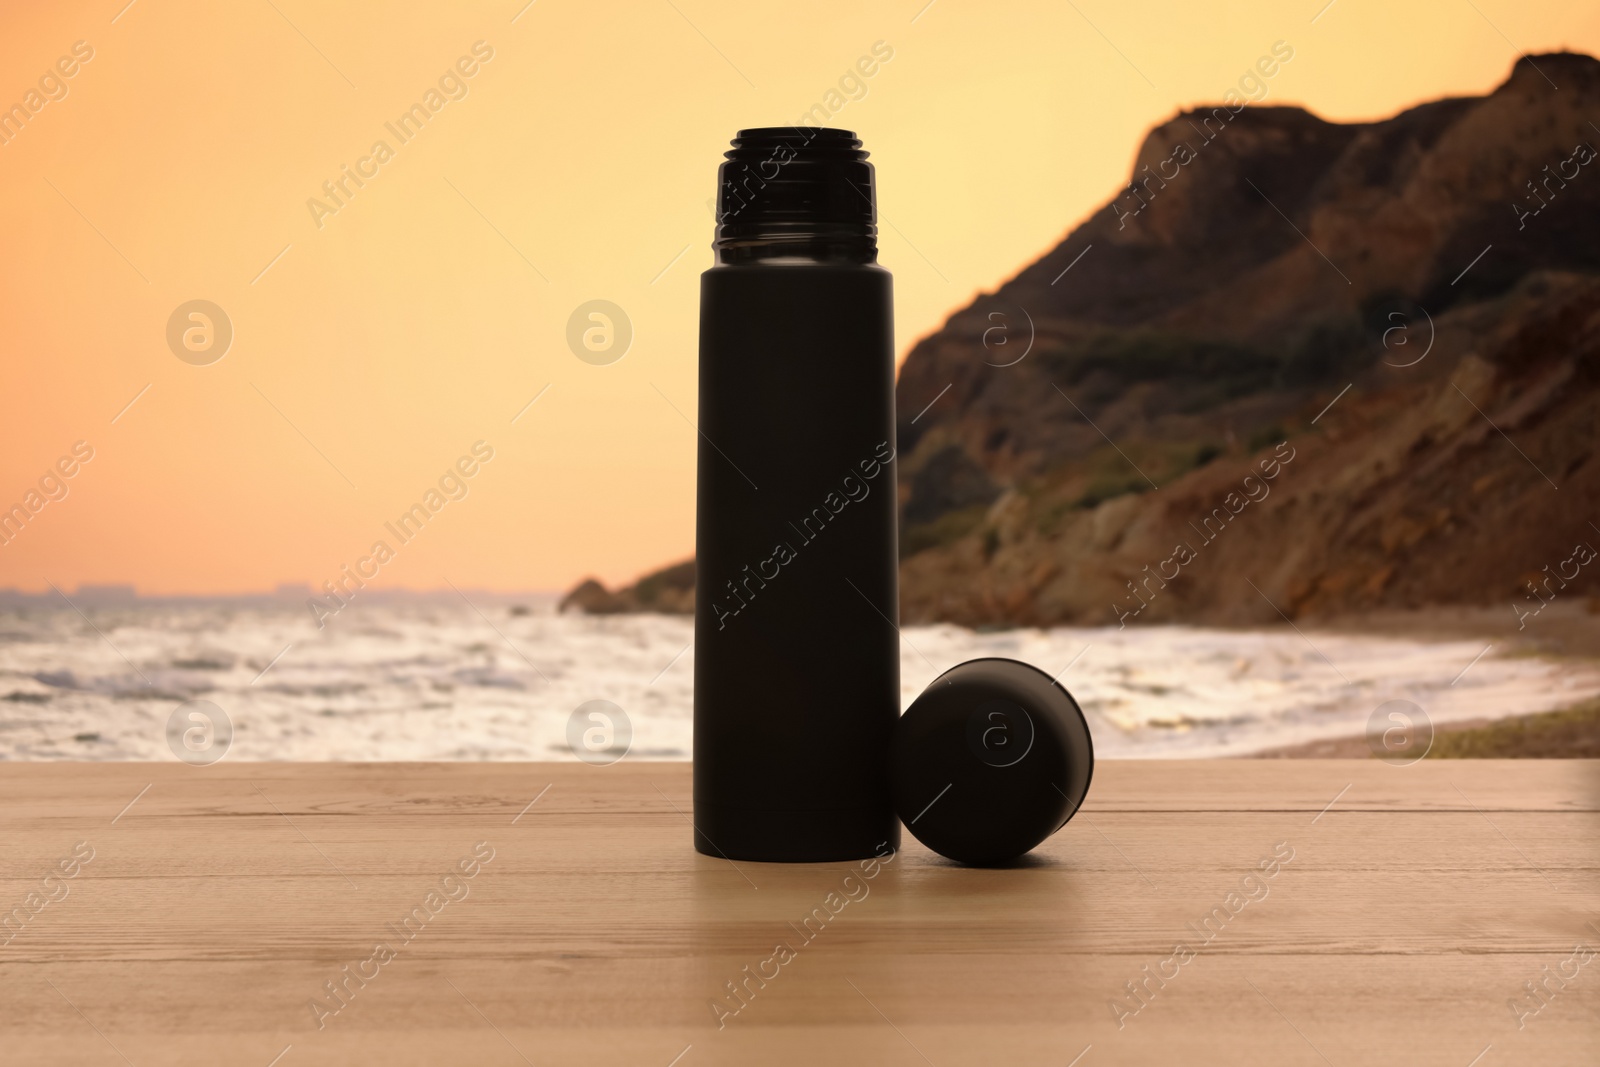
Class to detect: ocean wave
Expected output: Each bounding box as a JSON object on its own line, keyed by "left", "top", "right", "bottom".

{"left": 1, "top": 601, "right": 1596, "bottom": 760}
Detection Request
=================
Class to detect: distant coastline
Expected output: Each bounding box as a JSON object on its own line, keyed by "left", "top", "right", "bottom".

{"left": 0, "top": 585, "right": 560, "bottom": 608}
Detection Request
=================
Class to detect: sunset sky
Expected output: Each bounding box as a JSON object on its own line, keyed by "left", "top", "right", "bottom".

{"left": 3, "top": 0, "right": 1598, "bottom": 596}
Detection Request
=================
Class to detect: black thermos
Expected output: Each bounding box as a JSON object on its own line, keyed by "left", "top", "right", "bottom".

{"left": 693, "top": 128, "right": 900, "bottom": 862}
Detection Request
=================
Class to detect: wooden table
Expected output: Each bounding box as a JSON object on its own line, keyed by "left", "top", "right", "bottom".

{"left": 1, "top": 760, "right": 1594, "bottom": 1065}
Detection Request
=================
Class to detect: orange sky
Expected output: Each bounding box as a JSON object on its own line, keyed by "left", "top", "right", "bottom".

{"left": 3, "top": 0, "right": 1598, "bottom": 596}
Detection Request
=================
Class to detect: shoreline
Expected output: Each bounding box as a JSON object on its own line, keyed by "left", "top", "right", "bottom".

{"left": 1242, "top": 601, "right": 1600, "bottom": 757}
{"left": 1243, "top": 697, "right": 1600, "bottom": 758}
{"left": 6, "top": 601, "right": 1599, "bottom": 760}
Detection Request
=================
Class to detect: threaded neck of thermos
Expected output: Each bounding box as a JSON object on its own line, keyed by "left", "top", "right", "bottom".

{"left": 714, "top": 127, "right": 877, "bottom": 263}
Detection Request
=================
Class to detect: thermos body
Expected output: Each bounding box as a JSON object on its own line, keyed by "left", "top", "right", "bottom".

{"left": 693, "top": 262, "right": 900, "bottom": 862}
{"left": 693, "top": 127, "right": 900, "bottom": 862}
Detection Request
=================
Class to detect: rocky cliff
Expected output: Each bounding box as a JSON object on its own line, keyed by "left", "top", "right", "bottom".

{"left": 895, "top": 52, "right": 1600, "bottom": 627}
{"left": 570, "top": 54, "right": 1600, "bottom": 628}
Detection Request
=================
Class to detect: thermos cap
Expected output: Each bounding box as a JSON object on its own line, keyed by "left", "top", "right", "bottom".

{"left": 889, "top": 657, "right": 1095, "bottom": 866}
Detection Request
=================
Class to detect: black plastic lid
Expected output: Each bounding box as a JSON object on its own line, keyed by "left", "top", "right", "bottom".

{"left": 889, "top": 657, "right": 1095, "bottom": 866}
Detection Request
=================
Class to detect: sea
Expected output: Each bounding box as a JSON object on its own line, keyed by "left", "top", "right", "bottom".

{"left": 2, "top": 595, "right": 1596, "bottom": 761}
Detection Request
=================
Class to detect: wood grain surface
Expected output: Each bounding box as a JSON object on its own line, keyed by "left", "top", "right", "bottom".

{"left": 1, "top": 760, "right": 1595, "bottom": 1065}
